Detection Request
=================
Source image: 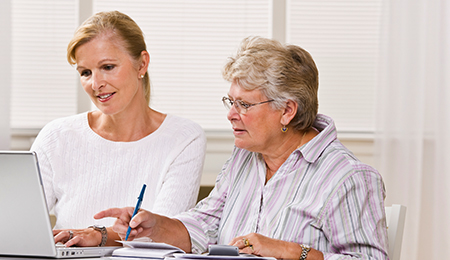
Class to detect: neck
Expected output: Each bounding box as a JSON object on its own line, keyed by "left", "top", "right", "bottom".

{"left": 89, "top": 107, "right": 165, "bottom": 142}
{"left": 263, "top": 128, "right": 315, "bottom": 183}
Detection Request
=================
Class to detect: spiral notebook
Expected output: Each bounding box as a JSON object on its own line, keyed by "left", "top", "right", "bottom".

{"left": 0, "top": 151, "right": 119, "bottom": 258}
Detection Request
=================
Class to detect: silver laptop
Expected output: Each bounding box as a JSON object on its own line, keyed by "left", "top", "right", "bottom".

{"left": 0, "top": 151, "right": 119, "bottom": 258}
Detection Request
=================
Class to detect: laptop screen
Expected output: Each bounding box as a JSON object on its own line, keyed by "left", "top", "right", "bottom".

{"left": 0, "top": 151, "right": 57, "bottom": 257}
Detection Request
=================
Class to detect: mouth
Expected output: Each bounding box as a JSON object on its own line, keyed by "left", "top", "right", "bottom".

{"left": 96, "top": 92, "right": 115, "bottom": 102}
{"left": 232, "top": 127, "right": 247, "bottom": 134}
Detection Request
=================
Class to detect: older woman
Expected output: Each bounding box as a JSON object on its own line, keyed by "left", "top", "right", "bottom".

{"left": 30, "top": 11, "right": 206, "bottom": 247}
{"left": 96, "top": 36, "right": 388, "bottom": 259}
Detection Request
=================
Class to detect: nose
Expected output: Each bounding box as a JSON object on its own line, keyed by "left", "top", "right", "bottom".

{"left": 226, "top": 104, "right": 240, "bottom": 121}
{"left": 91, "top": 72, "right": 105, "bottom": 91}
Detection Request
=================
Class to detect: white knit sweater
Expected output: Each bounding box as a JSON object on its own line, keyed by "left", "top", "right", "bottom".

{"left": 30, "top": 112, "right": 206, "bottom": 229}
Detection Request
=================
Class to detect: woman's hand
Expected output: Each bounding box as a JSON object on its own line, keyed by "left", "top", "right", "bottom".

{"left": 229, "top": 233, "right": 323, "bottom": 260}
{"left": 229, "top": 233, "right": 291, "bottom": 258}
{"left": 94, "top": 207, "right": 156, "bottom": 241}
{"left": 95, "top": 207, "right": 192, "bottom": 253}
{"left": 53, "top": 228, "right": 102, "bottom": 247}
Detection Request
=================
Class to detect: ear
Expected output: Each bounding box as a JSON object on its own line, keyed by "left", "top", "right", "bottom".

{"left": 280, "top": 99, "right": 298, "bottom": 126}
{"left": 138, "top": 50, "right": 150, "bottom": 76}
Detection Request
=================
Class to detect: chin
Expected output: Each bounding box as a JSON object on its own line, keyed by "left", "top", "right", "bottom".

{"left": 234, "top": 140, "right": 255, "bottom": 152}
{"left": 96, "top": 104, "right": 121, "bottom": 115}
{"left": 234, "top": 138, "right": 245, "bottom": 148}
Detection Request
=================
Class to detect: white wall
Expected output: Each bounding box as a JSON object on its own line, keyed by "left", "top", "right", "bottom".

{"left": 0, "top": 0, "right": 11, "bottom": 150}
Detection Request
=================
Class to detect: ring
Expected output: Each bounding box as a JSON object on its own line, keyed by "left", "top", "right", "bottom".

{"left": 249, "top": 245, "right": 254, "bottom": 252}
{"left": 68, "top": 230, "right": 73, "bottom": 241}
{"left": 243, "top": 238, "right": 250, "bottom": 247}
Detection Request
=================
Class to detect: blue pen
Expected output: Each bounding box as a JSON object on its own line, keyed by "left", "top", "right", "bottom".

{"left": 125, "top": 184, "right": 147, "bottom": 241}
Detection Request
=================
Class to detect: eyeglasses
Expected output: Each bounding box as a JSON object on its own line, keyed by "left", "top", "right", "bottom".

{"left": 222, "top": 96, "right": 275, "bottom": 115}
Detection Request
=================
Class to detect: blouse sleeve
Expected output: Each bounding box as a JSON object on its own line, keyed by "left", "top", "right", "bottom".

{"left": 320, "top": 167, "right": 389, "bottom": 260}
{"left": 175, "top": 155, "right": 234, "bottom": 254}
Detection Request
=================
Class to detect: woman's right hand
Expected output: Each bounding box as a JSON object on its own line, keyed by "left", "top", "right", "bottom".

{"left": 94, "top": 207, "right": 156, "bottom": 241}
{"left": 53, "top": 228, "right": 102, "bottom": 247}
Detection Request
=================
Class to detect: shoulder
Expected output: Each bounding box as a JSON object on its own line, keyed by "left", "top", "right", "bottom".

{"left": 31, "top": 113, "right": 90, "bottom": 157}
{"left": 141, "top": 115, "right": 206, "bottom": 157}
{"left": 311, "top": 132, "right": 383, "bottom": 191}
{"left": 218, "top": 147, "right": 256, "bottom": 178}
{"left": 303, "top": 114, "right": 385, "bottom": 200}
{"left": 36, "top": 113, "right": 88, "bottom": 139}
{"left": 164, "top": 114, "right": 203, "bottom": 131}
{"left": 160, "top": 114, "right": 206, "bottom": 141}
{"left": 303, "top": 114, "right": 379, "bottom": 178}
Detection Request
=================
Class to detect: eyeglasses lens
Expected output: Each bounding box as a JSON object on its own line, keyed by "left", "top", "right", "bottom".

{"left": 222, "top": 97, "right": 245, "bottom": 114}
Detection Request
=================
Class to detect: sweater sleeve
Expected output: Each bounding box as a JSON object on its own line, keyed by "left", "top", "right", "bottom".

{"left": 30, "top": 124, "right": 58, "bottom": 211}
{"left": 150, "top": 121, "right": 207, "bottom": 217}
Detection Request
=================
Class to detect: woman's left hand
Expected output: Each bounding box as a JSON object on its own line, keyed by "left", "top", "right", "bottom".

{"left": 229, "top": 233, "right": 292, "bottom": 258}
{"left": 229, "top": 233, "right": 324, "bottom": 260}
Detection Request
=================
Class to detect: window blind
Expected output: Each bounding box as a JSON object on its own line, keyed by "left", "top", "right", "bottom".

{"left": 94, "top": 0, "right": 270, "bottom": 130}
{"left": 11, "top": 0, "right": 79, "bottom": 129}
{"left": 9, "top": 0, "right": 382, "bottom": 134}
{"left": 288, "top": 0, "right": 383, "bottom": 132}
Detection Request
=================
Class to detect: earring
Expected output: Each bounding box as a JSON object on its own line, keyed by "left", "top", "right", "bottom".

{"left": 281, "top": 125, "right": 288, "bottom": 133}
{"left": 140, "top": 75, "right": 144, "bottom": 78}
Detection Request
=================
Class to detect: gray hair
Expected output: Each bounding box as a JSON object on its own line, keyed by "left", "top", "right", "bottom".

{"left": 222, "top": 36, "right": 319, "bottom": 131}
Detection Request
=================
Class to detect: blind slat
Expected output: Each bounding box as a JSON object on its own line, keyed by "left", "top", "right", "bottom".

{"left": 10, "top": 0, "right": 382, "bottom": 133}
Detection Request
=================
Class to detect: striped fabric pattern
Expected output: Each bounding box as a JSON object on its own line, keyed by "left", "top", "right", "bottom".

{"left": 176, "top": 114, "right": 388, "bottom": 259}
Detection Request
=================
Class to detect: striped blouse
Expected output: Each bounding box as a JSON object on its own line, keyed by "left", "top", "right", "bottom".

{"left": 176, "top": 114, "right": 389, "bottom": 259}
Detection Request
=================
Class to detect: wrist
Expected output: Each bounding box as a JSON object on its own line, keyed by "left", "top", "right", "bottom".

{"left": 88, "top": 225, "right": 107, "bottom": 247}
{"left": 299, "top": 244, "right": 311, "bottom": 260}
{"left": 284, "top": 241, "right": 307, "bottom": 259}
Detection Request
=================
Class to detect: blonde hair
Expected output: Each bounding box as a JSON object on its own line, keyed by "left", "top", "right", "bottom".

{"left": 67, "top": 11, "right": 151, "bottom": 104}
{"left": 222, "top": 36, "right": 319, "bottom": 131}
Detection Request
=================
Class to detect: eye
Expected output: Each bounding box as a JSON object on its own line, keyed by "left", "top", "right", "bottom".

{"left": 80, "top": 69, "right": 91, "bottom": 77}
{"left": 223, "top": 97, "right": 234, "bottom": 105}
{"left": 103, "top": 64, "right": 115, "bottom": 71}
{"left": 238, "top": 100, "right": 251, "bottom": 109}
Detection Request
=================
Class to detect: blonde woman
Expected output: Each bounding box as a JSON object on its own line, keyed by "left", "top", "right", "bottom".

{"left": 31, "top": 11, "right": 206, "bottom": 247}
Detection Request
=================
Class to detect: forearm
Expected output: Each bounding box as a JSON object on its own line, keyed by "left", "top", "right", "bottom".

{"left": 306, "top": 248, "right": 324, "bottom": 260}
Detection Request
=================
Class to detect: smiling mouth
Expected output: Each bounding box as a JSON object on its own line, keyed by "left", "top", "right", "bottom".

{"left": 97, "top": 92, "right": 115, "bottom": 102}
{"left": 98, "top": 93, "right": 113, "bottom": 98}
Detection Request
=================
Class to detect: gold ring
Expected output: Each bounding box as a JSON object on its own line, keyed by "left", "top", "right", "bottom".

{"left": 249, "top": 245, "right": 254, "bottom": 252}
{"left": 243, "top": 238, "right": 250, "bottom": 247}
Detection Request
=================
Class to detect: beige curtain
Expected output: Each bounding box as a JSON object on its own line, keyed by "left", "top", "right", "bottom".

{"left": 375, "top": 0, "right": 450, "bottom": 259}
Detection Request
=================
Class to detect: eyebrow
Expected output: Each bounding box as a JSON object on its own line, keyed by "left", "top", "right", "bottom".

{"left": 76, "top": 58, "right": 117, "bottom": 71}
{"left": 227, "top": 94, "right": 241, "bottom": 100}
{"left": 227, "top": 94, "right": 251, "bottom": 103}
